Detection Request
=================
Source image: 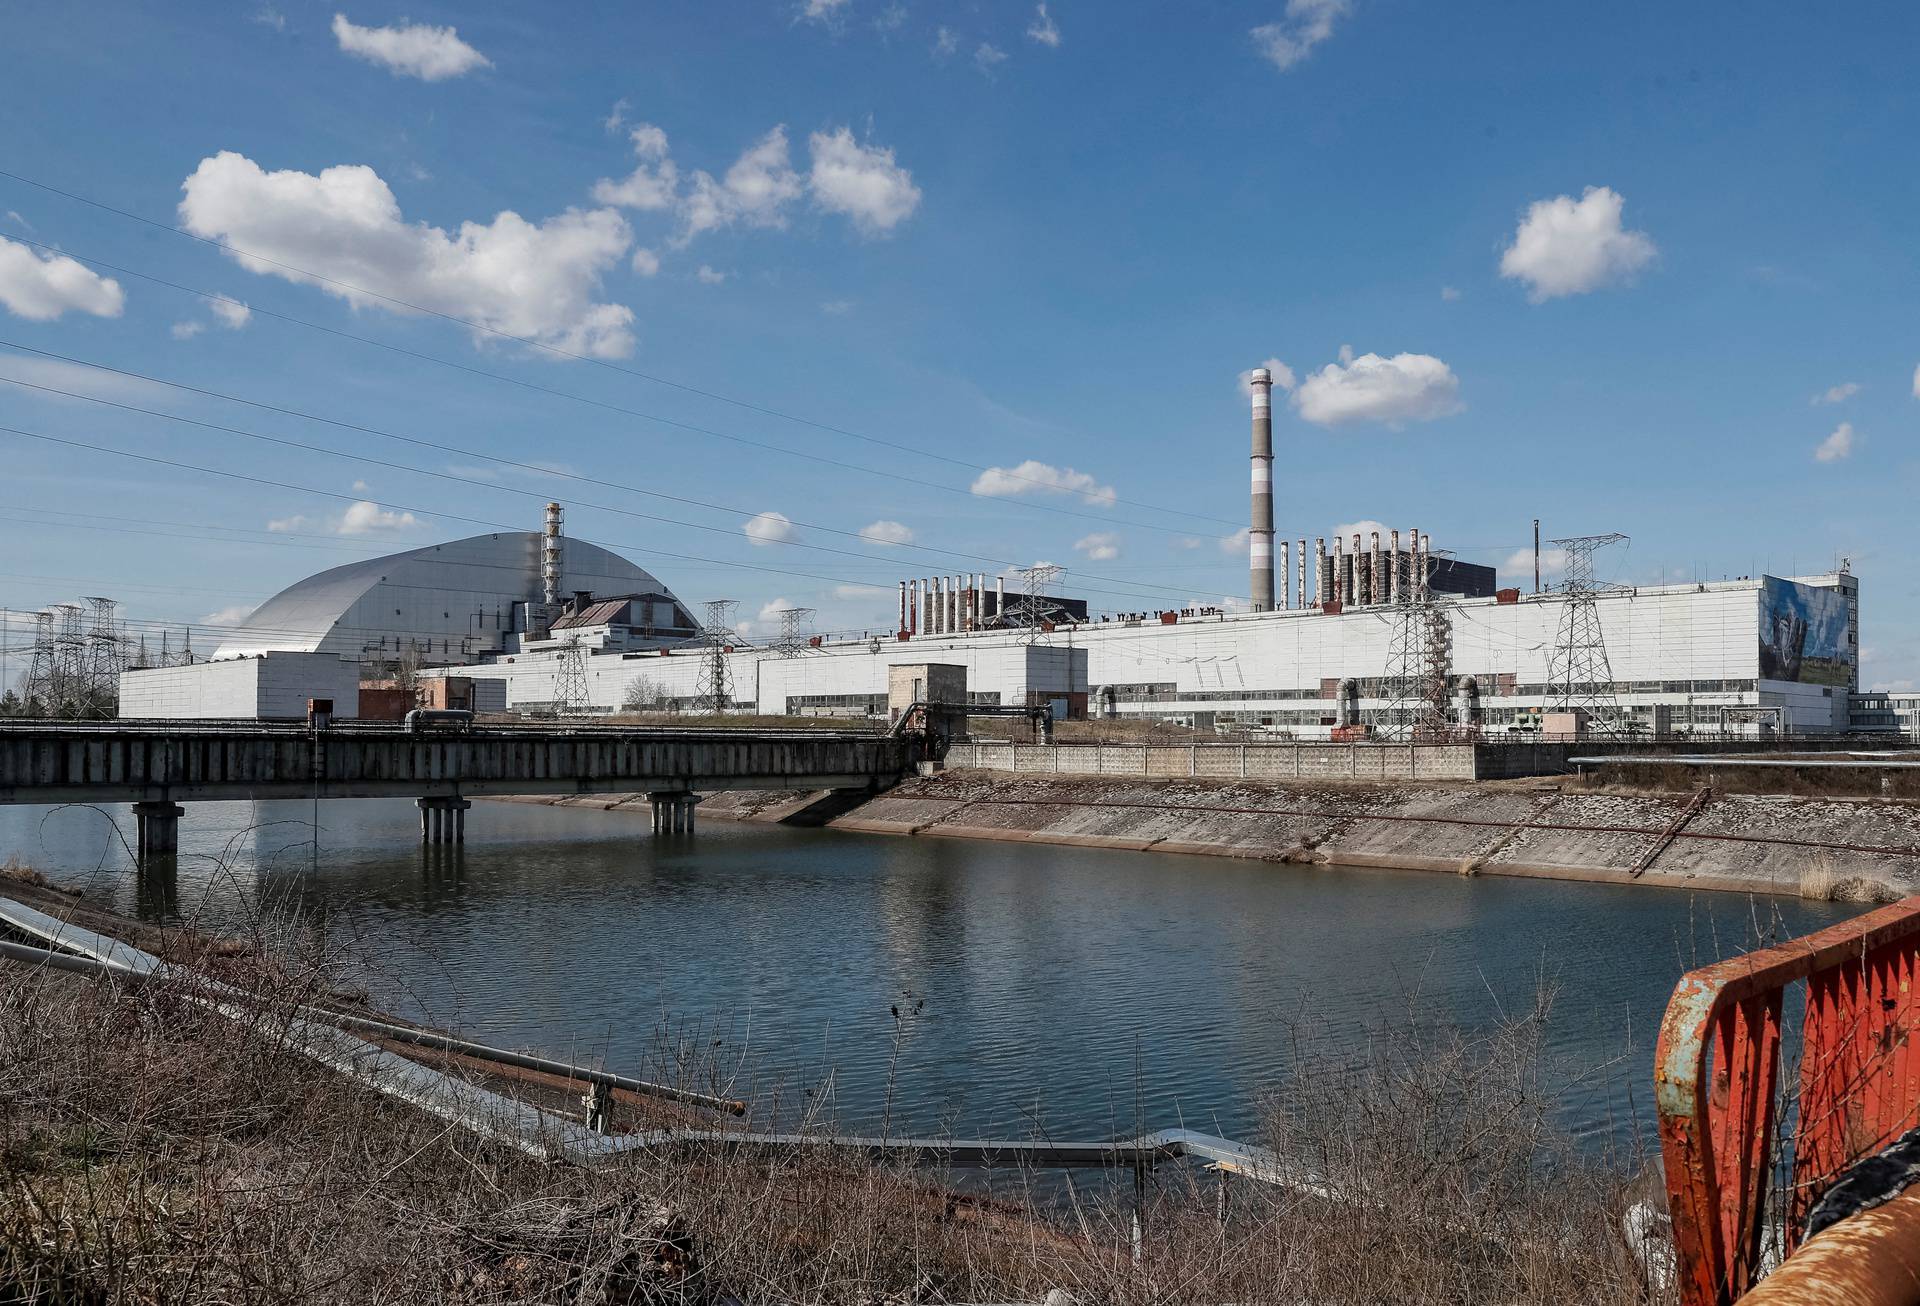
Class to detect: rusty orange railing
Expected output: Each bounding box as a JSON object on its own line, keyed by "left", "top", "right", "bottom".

{"left": 1655, "top": 893, "right": 1920, "bottom": 1305}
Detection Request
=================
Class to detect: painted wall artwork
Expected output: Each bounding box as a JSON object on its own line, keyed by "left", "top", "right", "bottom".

{"left": 1758, "top": 578, "right": 1852, "bottom": 686}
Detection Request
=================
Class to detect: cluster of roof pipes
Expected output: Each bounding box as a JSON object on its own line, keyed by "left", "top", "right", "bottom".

{"left": 897, "top": 574, "right": 1003, "bottom": 636}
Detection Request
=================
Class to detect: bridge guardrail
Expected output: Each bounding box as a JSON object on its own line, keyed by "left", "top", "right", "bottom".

{"left": 1655, "top": 893, "right": 1920, "bottom": 1304}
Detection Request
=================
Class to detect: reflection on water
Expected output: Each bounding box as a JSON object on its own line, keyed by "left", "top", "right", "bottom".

{"left": 0, "top": 796, "right": 1858, "bottom": 1144}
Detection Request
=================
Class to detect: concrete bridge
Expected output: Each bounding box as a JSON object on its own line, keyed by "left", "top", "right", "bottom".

{"left": 0, "top": 721, "right": 918, "bottom": 856}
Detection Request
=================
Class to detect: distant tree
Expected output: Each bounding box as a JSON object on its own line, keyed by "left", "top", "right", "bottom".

{"left": 621, "top": 674, "right": 666, "bottom": 711}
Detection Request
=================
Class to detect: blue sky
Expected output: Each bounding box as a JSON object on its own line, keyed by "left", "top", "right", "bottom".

{"left": 1, "top": 1, "right": 1916, "bottom": 685}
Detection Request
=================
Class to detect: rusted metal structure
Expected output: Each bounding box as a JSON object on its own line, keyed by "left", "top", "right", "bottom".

{"left": 1655, "top": 894, "right": 1920, "bottom": 1304}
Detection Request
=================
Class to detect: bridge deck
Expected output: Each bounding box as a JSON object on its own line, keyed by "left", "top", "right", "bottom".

{"left": 0, "top": 722, "right": 913, "bottom": 804}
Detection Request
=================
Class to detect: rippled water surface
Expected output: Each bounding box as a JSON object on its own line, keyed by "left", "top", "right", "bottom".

{"left": 0, "top": 796, "right": 1858, "bottom": 1145}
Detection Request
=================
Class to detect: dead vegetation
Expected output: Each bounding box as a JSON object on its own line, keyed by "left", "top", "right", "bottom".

{"left": 0, "top": 899, "right": 1670, "bottom": 1303}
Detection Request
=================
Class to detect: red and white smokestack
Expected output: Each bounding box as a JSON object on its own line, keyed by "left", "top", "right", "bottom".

{"left": 1248, "top": 367, "right": 1276, "bottom": 611}
{"left": 542, "top": 502, "right": 564, "bottom": 609}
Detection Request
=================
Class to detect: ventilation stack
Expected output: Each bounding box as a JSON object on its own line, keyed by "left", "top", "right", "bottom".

{"left": 542, "top": 503, "right": 564, "bottom": 610}
{"left": 1248, "top": 367, "right": 1276, "bottom": 611}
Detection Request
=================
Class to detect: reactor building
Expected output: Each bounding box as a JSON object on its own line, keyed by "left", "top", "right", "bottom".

{"left": 120, "top": 375, "right": 1870, "bottom": 736}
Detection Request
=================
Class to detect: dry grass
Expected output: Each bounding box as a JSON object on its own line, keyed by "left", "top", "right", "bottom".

{"left": 0, "top": 908, "right": 1670, "bottom": 1303}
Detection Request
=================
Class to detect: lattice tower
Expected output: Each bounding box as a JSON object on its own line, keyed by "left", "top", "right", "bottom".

{"left": 772, "top": 607, "right": 815, "bottom": 659}
{"left": 1016, "top": 565, "right": 1062, "bottom": 646}
{"left": 552, "top": 636, "right": 590, "bottom": 716}
{"left": 696, "top": 599, "right": 738, "bottom": 713}
{"left": 1545, "top": 532, "right": 1629, "bottom": 733}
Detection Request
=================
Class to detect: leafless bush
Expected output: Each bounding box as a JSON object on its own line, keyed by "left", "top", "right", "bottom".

{"left": 0, "top": 913, "right": 1670, "bottom": 1304}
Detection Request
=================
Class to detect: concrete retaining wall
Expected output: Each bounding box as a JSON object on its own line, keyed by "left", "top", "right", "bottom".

{"left": 946, "top": 741, "right": 1479, "bottom": 781}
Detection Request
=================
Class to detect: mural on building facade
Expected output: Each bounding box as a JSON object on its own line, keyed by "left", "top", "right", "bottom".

{"left": 1758, "top": 578, "right": 1852, "bottom": 686}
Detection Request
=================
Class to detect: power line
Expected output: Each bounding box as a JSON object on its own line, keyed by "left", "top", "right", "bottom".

{"left": 0, "top": 179, "right": 1240, "bottom": 530}
{"left": 0, "top": 341, "right": 1214, "bottom": 606}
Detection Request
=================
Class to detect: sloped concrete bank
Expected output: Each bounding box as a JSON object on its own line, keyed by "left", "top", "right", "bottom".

{"left": 492, "top": 776, "right": 1920, "bottom": 899}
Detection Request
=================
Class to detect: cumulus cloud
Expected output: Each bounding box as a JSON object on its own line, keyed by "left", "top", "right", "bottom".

{"left": 1251, "top": 0, "right": 1348, "bottom": 70}
{"left": 630, "top": 248, "right": 660, "bottom": 277}
{"left": 0, "top": 236, "right": 125, "bottom": 321}
{"left": 1219, "top": 527, "right": 1250, "bottom": 555}
{"left": 169, "top": 320, "right": 204, "bottom": 340}
{"left": 592, "top": 124, "right": 680, "bottom": 211}
{"left": 1814, "top": 421, "right": 1855, "bottom": 463}
{"left": 603, "top": 98, "right": 630, "bottom": 134}
{"left": 834, "top": 583, "right": 891, "bottom": 599}
{"left": 200, "top": 604, "right": 258, "bottom": 627}
{"left": 934, "top": 26, "right": 959, "bottom": 56}
{"left": 1498, "top": 186, "right": 1656, "bottom": 302}
{"left": 820, "top": 298, "right": 853, "bottom": 314}
{"left": 743, "top": 511, "right": 798, "bottom": 545}
{"left": 1440, "top": 285, "right": 1461, "bottom": 301}
{"left": 207, "top": 296, "right": 251, "bottom": 329}
{"left": 858, "top": 519, "right": 914, "bottom": 546}
{"left": 1911, "top": 363, "right": 1920, "bottom": 399}
{"left": 331, "top": 13, "right": 491, "bottom": 80}
{"left": 1503, "top": 546, "right": 1569, "bottom": 581}
{"left": 1027, "top": 2, "right": 1061, "bottom": 46}
{"left": 178, "top": 151, "right": 635, "bottom": 357}
{"left": 268, "top": 500, "right": 419, "bottom": 535}
{"left": 971, "top": 460, "right": 1116, "bottom": 507}
{"left": 680, "top": 126, "right": 803, "bottom": 243}
{"left": 1175, "top": 537, "right": 1204, "bottom": 550}
{"left": 808, "top": 127, "right": 922, "bottom": 236}
{"left": 798, "top": 0, "right": 850, "bottom": 22}
{"left": 1292, "top": 349, "right": 1462, "bottom": 427}
{"left": 975, "top": 42, "right": 1008, "bottom": 73}
{"left": 1074, "top": 532, "right": 1120, "bottom": 562}
{"left": 1331, "top": 519, "right": 1391, "bottom": 547}
{"left": 696, "top": 265, "right": 728, "bottom": 285}
{"left": 0, "top": 351, "right": 170, "bottom": 403}
{"left": 1238, "top": 357, "right": 1296, "bottom": 396}
{"left": 1811, "top": 381, "right": 1859, "bottom": 405}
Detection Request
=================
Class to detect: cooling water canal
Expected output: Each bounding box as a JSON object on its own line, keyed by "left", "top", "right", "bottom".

{"left": 3, "top": 796, "right": 1859, "bottom": 1147}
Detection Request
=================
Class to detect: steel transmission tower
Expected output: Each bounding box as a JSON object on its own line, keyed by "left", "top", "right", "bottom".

{"left": 772, "top": 607, "right": 815, "bottom": 658}
{"left": 1016, "top": 565, "right": 1062, "bottom": 645}
{"left": 1377, "top": 552, "right": 1453, "bottom": 739}
{"left": 1546, "top": 532, "right": 1629, "bottom": 732}
{"left": 696, "top": 599, "right": 738, "bottom": 713}
{"left": 552, "top": 636, "right": 590, "bottom": 716}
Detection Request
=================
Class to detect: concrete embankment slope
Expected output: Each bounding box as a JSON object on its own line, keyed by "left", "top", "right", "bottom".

{"left": 811, "top": 773, "right": 1920, "bottom": 900}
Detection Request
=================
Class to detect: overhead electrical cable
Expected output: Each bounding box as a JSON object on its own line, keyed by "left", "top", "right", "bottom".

{"left": 0, "top": 174, "right": 1241, "bottom": 529}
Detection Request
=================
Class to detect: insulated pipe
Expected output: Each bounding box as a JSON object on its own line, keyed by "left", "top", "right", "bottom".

{"left": 1370, "top": 531, "right": 1382, "bottom": 607}
{"left": 1389, "top": 529, "right": 1402, "bottom": 604}
{"left": 898, "top": 581, "right": 908, "bottom": 633}
{"left": 1279, "top": 540, "right": 1291, "bottom": 610}
{"left": 1314, "top": 538, "right": 1326, "bottom": 606}
{"left": 1332, "top": 535, "right": 1345, "bottom": 604}
{"left": 1248, "top": 367, "right": 1276, "bottom": 611}
{"left": 1352, "top": 535, "right": 1363, "bottom": 605}
{"left": 996, "top": 575, "right": 1005, "bottom": 626}
{"left": 1298, "top": 539, "right": 1308, "bottom": 610}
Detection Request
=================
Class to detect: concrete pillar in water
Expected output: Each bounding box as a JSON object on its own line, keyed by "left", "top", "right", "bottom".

{"left": 133, "top": 801, "right": 184, "bottom": 861}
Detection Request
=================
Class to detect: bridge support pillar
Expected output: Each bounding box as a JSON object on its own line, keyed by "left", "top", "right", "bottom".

{"left": 649, "top": 791, "right": 698, "bottom": 836}
{"left": 133, "top": 801, "right": 184, "bottom": 861}
{"left": 417, "top": 797, "right": 471, "bottom": 844}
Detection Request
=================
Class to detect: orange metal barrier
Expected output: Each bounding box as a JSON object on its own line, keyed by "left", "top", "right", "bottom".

{"left": 1656, "top": 894, "right": 1920, "bottom": 1305}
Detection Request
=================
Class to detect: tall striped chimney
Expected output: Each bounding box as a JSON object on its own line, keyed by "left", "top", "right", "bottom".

{"left": 1248, "top": 367, "right": 1275, "bottom": 611}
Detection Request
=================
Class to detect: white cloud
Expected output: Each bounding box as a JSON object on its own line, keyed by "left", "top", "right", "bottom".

{"left": 200, "top": 604, "right": 258, "bottom": 626}
{"left": 975, "top": 42, "right": 1008, "bottom": 73}
{"left": 592, "top": 125, "right": 680, "bottom": 211}
{"left": 1074, "top": 531, "right": 1120, "bottom": 562}
{"left": 1911, "top": 363, "right": 1920, "bottom": 399}
{"left": 169, "top": 320, "right": 205, "bottom": 340}
{"left": 808, "top": 127, "right": 922, "bottom": 236}
{"left": 1238, "top": 357, "right": 1296, "bottom": 397}
{"left": 603, "top": 98, "right": 630, "bottom": 134}
{"left": 743, "top": 511, "right": 798, "bottom": 545}
{"left": 875, "top": 4, "right": 908, "bottom": 33}
{"left": 971, "top": 459, "right": 1116, "bottom": 507}
{"left": 696, "top": 264, "right": 728, "bottom": 285}
{"left": 1331, "top": 519, "right": 1391, "bottom": 547}
{"left": 251, "top": 5, "right": 286, "bottom": 31}
{"left": 858, "top": 519, "right": 914, "bottom": 546}
{"left": 1503, "top": 546, "right": 1569, "bottom": 580}
{"left": 3, "top": 211, "right": 29, "bottom": 230}
{"left": 179, "top": 152, "right": 635, "bottom": 358}
{"left": 933, "top": 26, "right": 959, "bottom": 56}
{"left": 331, "top": 13, "right": 490, "bottom": 80}
{"left": 1292, "top": 351, "right": 1462, "bottom": 427}
{"left": 1811, "top": 382, "right": 1859, "bottom": 405}
{"left": 679, "top": 126, "right": 803, "bottom": 243}
{"left": 351, "top": 479, "right": 370, "bottom": 492}
{"left": 757, "top": 598, "right": 794, "bottom": 626}
{"left": 268, "top": 500, "right": 418, "bottom": 535}
{"left": 1250, "top": 0, "right": 1349, "bottom": 71}
{"left": 0, "top": 351, "right": 170, "bottom": 403}
{"left": 1175, "top": 537, "right": 1204, "bottom": 550}
{"left": 820, "top": 298, "right": 853, "bottom": 314}
{"left": 207, "top": 296, "right": 251, "bottom": 329}
{"left": 1814, "top": 421, "right": 1854, "bottom": 463}
{"left": 1498, "top": 186, "right": 1656, "bottom": 302}
{"left": 1440, "top": 285, "right": 1461, "bottom": 302}
{"left": 630, "top": 248, "right": 660, "bottom": 277}
{"left": 1027, "top": 2, "right": 1061, "bottom": 46}
{"left": 834, "top": 583, "right": 891, "bottom": 600}
{"left": 799, "top": 0, "right": 850, "bottom": 22}
{"left": 0, "top": 236, "right": 125, "bottom": 321}
{"left": 1219, "top": 527, "right": 1250, "bottom": 555}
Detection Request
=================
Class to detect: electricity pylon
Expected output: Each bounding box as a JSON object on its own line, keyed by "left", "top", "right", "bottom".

{"left": 1545, "top": 532, "right": 1629, "bottom": 733}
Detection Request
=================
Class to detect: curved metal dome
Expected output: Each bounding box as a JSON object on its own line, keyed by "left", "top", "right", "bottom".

{"left": 213, "top": 532, "right": 695, "bottom": 661}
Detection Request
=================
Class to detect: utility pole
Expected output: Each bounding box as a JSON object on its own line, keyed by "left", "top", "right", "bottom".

{"left": 1546, "top": 533, "right": 1630, "bottom": 734}
{"left": 696, "top": 599, "right": 738, "bottom": 714}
